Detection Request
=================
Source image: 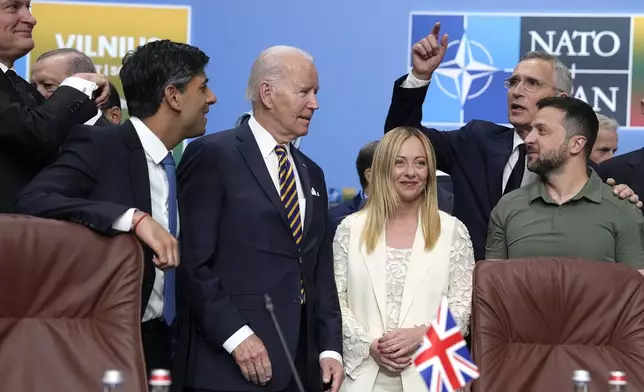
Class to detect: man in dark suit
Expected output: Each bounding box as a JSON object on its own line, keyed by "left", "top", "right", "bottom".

{"left": 598, "top": 100, "right": 644, "bottom": 197}
{"left": 13, "top": 39, "right": 217, "bottom": 373}
{"left": 0, "top": 0, "right": 111, "bottom": 212}
{"left": 174, "top": 46, "right": 343, "bottom": 392}
{"left": 384, "top": 22, "right": 640, "bottom": 261}
{"left": 327, "top": 140, "right": 454, "bottom": 236}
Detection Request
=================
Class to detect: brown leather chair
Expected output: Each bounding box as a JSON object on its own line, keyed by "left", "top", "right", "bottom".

{"left": 0, "top": 215, "right": 146, "bottom": 392}
{"left": 471, "top": 257, "right": 644, "bottom": 392}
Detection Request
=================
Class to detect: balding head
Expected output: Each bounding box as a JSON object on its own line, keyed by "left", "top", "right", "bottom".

{"left": 590, "top": 113, "right": 619, "bottom": 164}
{"left": 245, "top": 46, "right": 314, "bottom": 103}
{"left": 31, "top": 48, "right": 96, "bottom": 98}
{"left": 245, "top": 45, "right": 319, "bottom": 145}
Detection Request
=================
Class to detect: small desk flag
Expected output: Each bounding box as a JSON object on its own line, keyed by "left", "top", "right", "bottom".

{"left": 413, "top": 296, "right": 480, "bottom": 392}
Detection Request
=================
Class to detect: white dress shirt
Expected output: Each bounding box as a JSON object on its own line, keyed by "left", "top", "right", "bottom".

{"left": 111, "top": 117, "right": 178, "bottom": 322}
{"left": 0, "top": 61, "right": 97, "bottom": 101}
{"left": 402, "top": 72, "right": 538, "bottom": 192}
{"left": 222, "top": 116, "right": 342, "bottom": 364}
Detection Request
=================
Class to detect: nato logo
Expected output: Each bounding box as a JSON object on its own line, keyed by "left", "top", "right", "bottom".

{"left": 409, "top": 13, "right": 634, "bottom": 128}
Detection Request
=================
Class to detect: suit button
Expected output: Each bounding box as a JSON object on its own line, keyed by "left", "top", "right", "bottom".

{"left": 293, "top": 297, "right": 302, "bottom": 304}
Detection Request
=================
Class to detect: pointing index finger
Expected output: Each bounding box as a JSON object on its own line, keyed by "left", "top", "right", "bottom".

{"left": 430, "top": 21, "right": 441, "bottom": 39}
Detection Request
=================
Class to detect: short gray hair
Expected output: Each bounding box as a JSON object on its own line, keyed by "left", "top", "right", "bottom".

{"left": 520, "top": 51, "right": 573, "bottom": 94}
{"left": 245, "top": 45, "right": 314, "bottom": 102}
{"left": 596, "top": 113, "right": 619, "bottom": 132}
{"left": 36, "top": 48, "right": 96, "bottom": 76}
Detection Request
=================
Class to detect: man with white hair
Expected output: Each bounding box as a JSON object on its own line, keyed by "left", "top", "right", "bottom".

{"left": 590, "top": 113, "right": 619, "bottom": 164}
{"left": 175, "top": 46, "right": 344, "bottom": 392}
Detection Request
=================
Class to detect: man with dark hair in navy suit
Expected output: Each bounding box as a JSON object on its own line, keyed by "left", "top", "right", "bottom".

{"left": 14, "top": 39, "right": 217, "bottom": 373}
{"left": 385, "top": 22, "right": 641, "bottom": 262}
{"left": 328, "top": 140, "right": 454, "bottom": 237}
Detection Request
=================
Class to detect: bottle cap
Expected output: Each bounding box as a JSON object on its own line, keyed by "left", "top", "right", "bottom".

{"left": 149, "top": 369, "right": 172, "bottom": 386}
{"left": 103, "top": 370, "right": 123, "bottom": 385}
{"left": 573, "top": 370, "right": 590, "bottom": 382}
{"left": 609, "top": 371, "right": 626, "bottom": 385}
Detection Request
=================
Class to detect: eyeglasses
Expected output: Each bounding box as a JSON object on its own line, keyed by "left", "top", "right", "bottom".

{"left": 504, "top": 76, "right": 564, "bottom": 93}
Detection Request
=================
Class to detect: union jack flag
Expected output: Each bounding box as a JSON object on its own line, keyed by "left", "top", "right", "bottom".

{"left": 413, "top": 296, "right": 480, "bottom": 392}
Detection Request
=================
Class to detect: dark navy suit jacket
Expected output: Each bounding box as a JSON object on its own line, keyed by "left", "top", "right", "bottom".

{"left": 12, "top": 121, "right": 160, "bottom": 314}
{"left": 172, "top": 123, "right": 342, "bottom": 392}
{"left": 598, "top": 147, "right": 644, "bottom": 198}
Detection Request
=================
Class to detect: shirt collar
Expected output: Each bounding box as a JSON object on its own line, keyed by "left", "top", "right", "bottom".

{"left": 0, "top": 62, "right": 12, "bottom": 73}
{"left": 248, "top": 115, "right": 290, "bottom": 158}
{"left": 528, "top": 167, "right": 603, "bottom": 204}
{"left": 84, "top": 110, "right": 103, "bottom": 126}
{"left": 129, "top": 116, "right": 170, "bottom": 164}
{"left": 512, "top": 130, "right": 524, "bottom": 151}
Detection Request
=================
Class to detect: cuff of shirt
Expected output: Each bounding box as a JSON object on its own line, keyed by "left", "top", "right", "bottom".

{"left": 111, "top": 208, "right": 136, "bottom": 232}
{"left": 60, "top": 76, "right": 98, "bottom": 98}
{"left": 401, "top": 72, "right": 431, "bottom": 88}
{"left": 222, "top": 325, "right": 254, "bottom": 354}
{"left": 319, "top": 350, "right": 343, "bottom": 365}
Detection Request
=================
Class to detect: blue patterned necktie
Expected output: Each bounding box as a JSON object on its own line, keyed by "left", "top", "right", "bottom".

{"left": 274, "top": 145, "right": 305, "bottom": 304}
{"left": 161, "top": 152, "right": 177, "bottom": 325}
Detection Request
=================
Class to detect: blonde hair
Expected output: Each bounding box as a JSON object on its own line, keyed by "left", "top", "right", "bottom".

{"left": 360, "top": 126, "right": 441, "bottom": 253}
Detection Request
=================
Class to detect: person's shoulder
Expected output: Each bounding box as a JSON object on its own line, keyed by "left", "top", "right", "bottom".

{"left": 196, "top": 127, "right": 238, "bottom": 146}
{"left": 497, "top": 185, "right": 531, "bottom": 207}
{"left": 599, "top": 182, "right": 641, "bottom": 216}
{"left": 602, "top": 148, "right": 644, "bottom": 171}
{"left": 65, "top": 123, "right": 123, "bottom": 145}
{"left": 461, "top": 119, "right": 513, "bottom": 135}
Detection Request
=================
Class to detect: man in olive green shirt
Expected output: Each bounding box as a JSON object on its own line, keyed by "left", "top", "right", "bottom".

{"left": 485, "top": 96, "right": 644, "bottom": 269}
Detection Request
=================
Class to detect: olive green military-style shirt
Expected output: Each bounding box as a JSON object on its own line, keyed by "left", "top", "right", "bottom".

{"left": 485, "top": 168, "right": 644, "bottom": 269}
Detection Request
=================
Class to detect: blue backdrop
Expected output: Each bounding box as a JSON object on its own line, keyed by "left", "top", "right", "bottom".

{"left": 27, "top": 0, "right": 644, "bottom": 196}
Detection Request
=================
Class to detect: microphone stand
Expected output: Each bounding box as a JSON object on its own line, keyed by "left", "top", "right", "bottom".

{"left": 264, "top": 294, "right": 306, "bottom": 392}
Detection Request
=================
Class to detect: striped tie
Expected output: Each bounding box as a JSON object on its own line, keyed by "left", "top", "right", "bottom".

{"left": 275, "top": 145, "right": 305, "bottom": 304}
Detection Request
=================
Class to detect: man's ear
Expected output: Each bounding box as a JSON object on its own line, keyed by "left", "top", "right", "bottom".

{"left": 164, "top": 84, "right": 182, "bottom": 111}
{"left": 569, "top": 135, "right": 587, "bottom": 156}
{"left": 364, "top": 168, "right": 372, "bottom": 187}
{"left": 259, "top": 81, "right": 274, "bottom": 109}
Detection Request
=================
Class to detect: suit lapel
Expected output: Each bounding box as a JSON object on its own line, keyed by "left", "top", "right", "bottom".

{"left": 122, "top": 121, "right": 152, "bottom": 214}
{"left": 291, "top": 148, "right": 313, "bottom": 241}
{"left": 236, "top": 124, "right": 291, "bottom": 232}
{"left": 361, "top": 231, "right": 388, "bottom": 330}
{"left": 398, "top": 218, "right": 436, "bottom": 326}
{"left": 486, "top": 131, "right": 514, "bottom": 209}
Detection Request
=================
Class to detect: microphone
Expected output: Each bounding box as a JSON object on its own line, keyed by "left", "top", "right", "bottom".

{"left": 264, "top": 294, "right": 306, "bottom": 392}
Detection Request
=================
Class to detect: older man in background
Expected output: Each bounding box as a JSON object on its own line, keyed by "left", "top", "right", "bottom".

{"left": 174, "top": 45, "right": 343, "bottom": 392}
{"left": 590, "top": 113, "right": 619, "bottom": 164}
{"left": 30, "top": 48, "right": 112, "bottom": 126}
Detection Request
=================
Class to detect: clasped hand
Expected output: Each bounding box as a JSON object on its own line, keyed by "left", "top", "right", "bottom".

{"left": 370, "top": 327, "right": 425, "bottom": 373}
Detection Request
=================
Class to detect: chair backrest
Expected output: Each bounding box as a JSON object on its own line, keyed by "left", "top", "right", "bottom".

{"left": 471, "top": 257, "right": 644, "bottom": 392}
{"left": 0, "top": 215, "right": 146, "bottom": 392}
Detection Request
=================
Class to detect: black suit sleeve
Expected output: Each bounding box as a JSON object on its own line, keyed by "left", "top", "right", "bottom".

{"left": 177, "top": 138, "right": 248, "bottom": 348}
{"left": 314, "top": 171, "right": 343, "bottom": 354}
{"left": 0, "top": 80, "right": 97, "bottom": 160}
{"left": 12, "top": 127, "right": 130, "bottom": 233}
{"left": 384, "top": 75, "right": 463, "bottom": 174}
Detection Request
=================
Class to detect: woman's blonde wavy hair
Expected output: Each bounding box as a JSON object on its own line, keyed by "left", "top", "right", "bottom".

{"left": 360, "top": 126, "right": 441, "bottom": 253}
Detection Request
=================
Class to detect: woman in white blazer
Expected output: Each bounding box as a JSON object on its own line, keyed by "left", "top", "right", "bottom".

{"left": 333, "top": 126, "right": 475, "bottom": 392}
